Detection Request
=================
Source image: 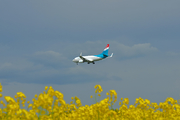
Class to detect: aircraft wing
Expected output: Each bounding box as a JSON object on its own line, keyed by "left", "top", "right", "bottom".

{"left": 79, "top": 55, "right": 93, "bottom": 62}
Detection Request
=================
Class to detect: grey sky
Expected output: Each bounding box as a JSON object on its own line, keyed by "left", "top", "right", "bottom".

{"left": 0, "top": 0, "right": 180, "bottom": 107}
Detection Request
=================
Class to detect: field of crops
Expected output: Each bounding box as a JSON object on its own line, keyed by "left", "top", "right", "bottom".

{"left": 0, "top": 83, "right": 180, "bottom": 120}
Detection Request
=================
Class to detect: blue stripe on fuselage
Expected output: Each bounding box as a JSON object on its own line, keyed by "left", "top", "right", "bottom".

{"left": 94, "top": 54, "right": 108, "bottom": 59}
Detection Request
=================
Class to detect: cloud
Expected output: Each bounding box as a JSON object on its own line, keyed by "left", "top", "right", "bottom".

{"left": 33, "top": 50, "right": 66, "bottom": 61}
{"left": 166, "top": 52, "right": 180, "bottom": 56}
{"left": 68, "top": 66, "right": 89, "bottom": 74}
{"left": 110, "top": 42, "right": 158, "bottom": 60}
{"left": 0, "top": 63, "right": 12, "bottom": 70}
{"left": 31, "top": 50, "right": 69, "bottom": 68}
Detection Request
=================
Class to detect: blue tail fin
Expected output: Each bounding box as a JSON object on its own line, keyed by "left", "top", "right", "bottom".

{"left": 102, "top": 44, "right": 109, "bottom": 57}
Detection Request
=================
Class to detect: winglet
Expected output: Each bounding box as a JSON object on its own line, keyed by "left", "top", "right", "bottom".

{"left": 80, "top": 52, "right": 82, "bottom": 56}
{"left": 109, "top": 53, "right": 113, "bottom": 57}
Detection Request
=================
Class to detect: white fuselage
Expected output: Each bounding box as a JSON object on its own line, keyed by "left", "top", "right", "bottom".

{"left": 72, "top": 55, "right": 103, "bottom": 63}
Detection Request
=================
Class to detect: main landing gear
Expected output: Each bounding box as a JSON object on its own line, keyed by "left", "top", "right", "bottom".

{"left": 87, "top": 62, "right": 95, "bottom": 64}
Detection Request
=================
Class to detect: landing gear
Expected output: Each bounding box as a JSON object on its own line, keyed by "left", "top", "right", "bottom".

{"left": 87, "top": 62, "right": 95, "bottom": 64}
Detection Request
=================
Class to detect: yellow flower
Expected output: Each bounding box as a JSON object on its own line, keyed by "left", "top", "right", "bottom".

{"left": 28, "top": 104, "right": 32, "bottom": 108}
{"left": 45, "top": 86, "right": 48, "bottom": 90}
{"left": 0, "top": 88, "right": 2, "bottom": 92}
{"left": 0, "top": 94, "right": 2, "bottom": 98}
{"left": 94, "top": 85, "right": 103, "bottom": 93}
{"left": 14, "top": 95, "right": 17, "bottom": 99}
{"left": 1, "top": 83, "right": 180, "bottom": 119}
{"left": 94, "top": 85, "right": 98, "bottom": 89}
{"left": 47, "top": 86, "right": 54, "bottom": 96}
{"left": 0, "top": 83, "right": 2, "bottom": 92}
{"left": 145, "top": 99, "right": 150, "bottom": 105}
{"left": 17, "top": 92, "right": 26, "bottom": 98}
{"left": 21, "top": 97, "right": 23, "bottom": 101}
{"left": 34, "top": 94, "right": 38, "bottom": 98}
{"left": 76, "top": 100, "right": 81, "bottom": 104}
{"left": 4, "top": 96, "right": 12, "bottom": 102}
{"left": 123, "top": 98, "right": 129, "bottom": 105}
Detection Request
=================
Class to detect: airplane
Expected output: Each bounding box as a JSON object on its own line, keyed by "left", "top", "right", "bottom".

{"left": 72, "top": 44, "right": 113, "bottom": 65}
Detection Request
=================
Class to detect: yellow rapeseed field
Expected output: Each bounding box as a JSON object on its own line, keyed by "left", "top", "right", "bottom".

{"left": 0, "top": 83, "right": 180, "bottom": 120}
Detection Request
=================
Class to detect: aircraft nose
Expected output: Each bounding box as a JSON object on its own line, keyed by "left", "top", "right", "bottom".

{"left": 72, "top": 58, "right": 76, "bottom": 62}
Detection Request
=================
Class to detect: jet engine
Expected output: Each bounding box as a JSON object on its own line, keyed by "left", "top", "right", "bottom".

{"left": 79, "top": 59, "right": 83, "bottom": 63}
